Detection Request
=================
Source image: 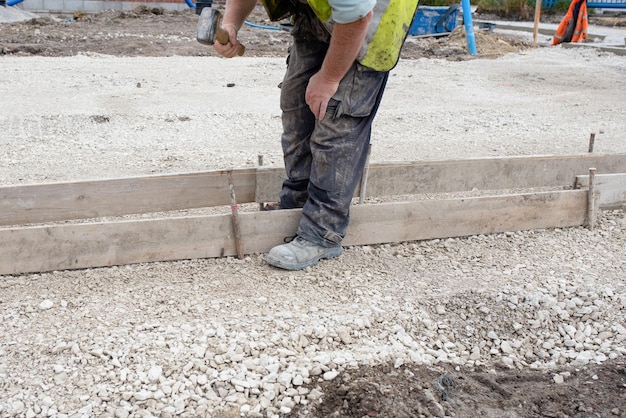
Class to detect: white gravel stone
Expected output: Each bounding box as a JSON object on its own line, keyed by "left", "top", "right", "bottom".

{"left": 500, "top": 341, "right": 513, "bottom": 354}
{"left": 38, "top": 300, "right": 54, "bottom": 310}
{"left": 147, "top": 366, "right": 162, "bottom": 383}
{"left": 11, "top": 401, "right": 25, "bottom": 414}
{"left": 323, "top": 370, "right": 339, "bottom": 381}
{"left": 571, "top": 351, "right": 595, "bottom": 367}
{"left": 277, "top": 372, "right": 292, "bottom": 388}
{"left": 292, "top": 375, "right": 304, "bottom": 386}
{"left": 337, "top": 327, "right": 353, "bottom": 344}
{"left": 114, "top": 407, "right": 130, "bottom": 418}
{"left": 133, "top": 390, "right": 153, "bottom": 401}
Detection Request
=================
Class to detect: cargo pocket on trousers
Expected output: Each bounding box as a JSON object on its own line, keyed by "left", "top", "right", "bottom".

{"left": 334, "top": 62, "right": 387, "bottom": 118}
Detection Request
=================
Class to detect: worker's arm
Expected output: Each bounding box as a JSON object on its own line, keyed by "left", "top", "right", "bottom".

{"left": 305, "top": 10, "right": 373, "bottom": 121}
{"left": 214, "top": 0, "right": 257, "bottom": 58}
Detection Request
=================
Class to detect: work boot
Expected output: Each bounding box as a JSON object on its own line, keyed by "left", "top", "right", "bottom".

{"left": 266, "top": 235, "right": 343, "bottom": 270}
{"left": 261, "top": 202, "right": 280, "bottom": 211}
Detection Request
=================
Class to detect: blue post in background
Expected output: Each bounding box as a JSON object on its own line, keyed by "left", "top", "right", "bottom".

{"left": 461, "top": 0, "right": 477, "bottom": 55}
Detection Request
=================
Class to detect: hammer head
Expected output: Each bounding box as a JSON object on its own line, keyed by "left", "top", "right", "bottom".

{"left": 197, "top": 8, "right": 227, "bottom": 46}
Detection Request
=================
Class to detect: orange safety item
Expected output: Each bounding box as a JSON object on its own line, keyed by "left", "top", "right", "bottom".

{"left": 552, "top": 0, "right": 588, "bottom": 45}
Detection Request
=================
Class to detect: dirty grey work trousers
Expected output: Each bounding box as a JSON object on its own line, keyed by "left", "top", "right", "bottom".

{"left": 278, "top": 10, "right": 389, "bottom": 247}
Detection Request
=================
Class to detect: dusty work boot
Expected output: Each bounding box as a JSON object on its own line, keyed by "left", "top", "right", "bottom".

{"left": 266, "top": 235, "right": 343, "bottom": 270}
{"left": 261, "top": 202, "right": 280, "bottom": 211}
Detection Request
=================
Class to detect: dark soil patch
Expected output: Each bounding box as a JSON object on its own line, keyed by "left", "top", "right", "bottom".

{"left": 289, "top": 360, "right": 626, "bottom": 417}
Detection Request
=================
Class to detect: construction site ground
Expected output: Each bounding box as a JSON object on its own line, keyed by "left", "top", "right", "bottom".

{"left": 1, "top": 5, "right": 626, "bottom": 418}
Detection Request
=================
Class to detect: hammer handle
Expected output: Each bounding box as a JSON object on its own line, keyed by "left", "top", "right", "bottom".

{"left": 216, "top": 27, "right": 246, "bottom": 56}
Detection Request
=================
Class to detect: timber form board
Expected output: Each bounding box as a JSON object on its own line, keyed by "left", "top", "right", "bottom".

{"left": 1, "top": 153, "right": 625, "bottom": 275}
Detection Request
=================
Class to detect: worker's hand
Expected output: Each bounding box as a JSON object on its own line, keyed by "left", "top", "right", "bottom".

{"left": 305, "top": 71, "right": 340, "bottom": 121}
{"left": 213, "top": 24, "right": 242, "bottom": 58}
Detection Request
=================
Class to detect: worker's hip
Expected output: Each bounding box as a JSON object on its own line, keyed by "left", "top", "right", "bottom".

{"left": 290, "top": 2, "right": 331, "bottom": 44}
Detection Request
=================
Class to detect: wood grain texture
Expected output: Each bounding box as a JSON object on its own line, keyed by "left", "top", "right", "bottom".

{"left": 1, "top": 190, "right": 588, "bottom": 275}
{"left": 3, "top": 154, "right": 624, "bottom": 227}
{"left": 255, "top": 153, "right": 626, "bottom": 202}
{"left": 0, "top": 169, "right": 257, "bottom": 226}
{"left": 576, "top": 173, "right": 626, "bottom": 209}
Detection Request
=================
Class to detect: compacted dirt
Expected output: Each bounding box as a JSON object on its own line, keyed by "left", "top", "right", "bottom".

{"left": 1, "top": 6, "right": 626, "bottom": 418}
{"left": 293, "top": 361, "right": 626, "bottom": 417}
{"left": 0, "top": 6, "right": 537, "bottom": 59}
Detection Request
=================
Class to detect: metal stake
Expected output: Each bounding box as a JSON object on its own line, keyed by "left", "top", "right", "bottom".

{"left": 227, "top": 170, "right": 244, "bottom": 259}
{"left": 359, "top": 144, "right": 372, "bottom": 204}
{"left": 258, "top": 154, "right": 264, "bottom": 211}
{"left": 588, "top": 132, "right": 596, "bottom": 153}
{"left": 587, "top": 167, "right": 596, "bottom": 230}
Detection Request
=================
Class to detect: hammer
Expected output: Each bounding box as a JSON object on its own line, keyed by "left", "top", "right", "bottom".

{"left": 197, "top": 8, "right": 245, "bottom": 56}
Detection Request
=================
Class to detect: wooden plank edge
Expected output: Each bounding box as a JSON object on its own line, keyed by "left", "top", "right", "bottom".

{"left": 2, "top": 153, "right": 624, "bottom": 227}
{"left": 0, "top": 189, "right": 588, "bottom": 276}
{"left": 256, "top": 153, "right": 626, "bottom": 203}
{"left": 575, "top": 173, "right": 626, "bottom": 210}
{"left": 0, "top": 169, "right": 258, "bottom": 227}
{"left": 345, "top": 189, "right": 588, "bottom": 246}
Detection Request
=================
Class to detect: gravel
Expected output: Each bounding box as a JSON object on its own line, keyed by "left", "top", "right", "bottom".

{"left": 1, "top": 45, "right": 625, "bottom": 417}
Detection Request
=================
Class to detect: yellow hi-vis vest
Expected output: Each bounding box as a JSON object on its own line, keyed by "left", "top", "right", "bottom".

{"left": 308, "top": 0, "right": 419, "bottom": 71}
{"left": 262, "top": 0, "right": 419, "bottom": 72}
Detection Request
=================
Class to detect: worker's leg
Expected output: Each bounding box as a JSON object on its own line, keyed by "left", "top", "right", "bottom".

{"left": 277, "top": 37, "right": 326, "bottom": 209}
{"left": 267, "top": 63, "right": 388, "bottom": 270}
{"left": 296, "top": 63, "right": 389, "bottom": 247}
{"left": 277, "top": 4, "right": 332, "bottom": 210}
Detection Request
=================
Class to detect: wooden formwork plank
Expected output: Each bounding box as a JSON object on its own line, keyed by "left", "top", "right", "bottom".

{"left": 2, "top": 153, "right": 624, "bottom": 228}
{"left": 0, "top": 189, "right": 587, "bottom": 276}
{"left": 256, "top": 153, "right": 626, "bottom": 202}
{"left": 345, "top": 190, "right": 588, "bottom": 246}
{"left": 0, "top": 209, "right": 301, "bottom": 276}
{"left": 575, "top": 173, "right": 626, "bottom": 209}
{"left": 0, "top": 169, "right": 257, "bottom": 226}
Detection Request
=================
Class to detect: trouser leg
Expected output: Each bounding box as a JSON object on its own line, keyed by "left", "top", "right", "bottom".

{"left": 297, "top": 69, "right": 388, "bottom": 247}
{"left": 278, "top": 14, "right": 389, "bottom": 247}
{"left": 278, "top": 39, "right": 326, "bottom": 210}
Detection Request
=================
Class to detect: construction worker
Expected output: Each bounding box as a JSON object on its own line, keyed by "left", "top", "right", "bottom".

{"left": 552, "top": 0, "right": 588, "bottom": 45}
{"left": 213, "top": 0, "right": 419, "bottom": 270}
